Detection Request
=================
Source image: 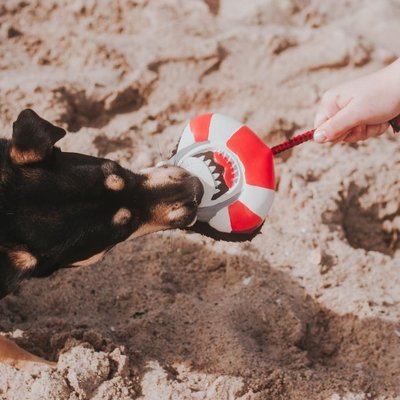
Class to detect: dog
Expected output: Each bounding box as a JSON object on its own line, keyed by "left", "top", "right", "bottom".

{"left": 0, "top": 109, "right": 203, "bottom": 369}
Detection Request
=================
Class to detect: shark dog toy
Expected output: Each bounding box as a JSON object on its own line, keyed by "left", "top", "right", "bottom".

{"left": 165, "top": 112, "right": 400, "bottom": 236}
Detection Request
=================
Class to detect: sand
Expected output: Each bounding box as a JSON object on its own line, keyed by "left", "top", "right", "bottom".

{"left": 1, "top": 0, "right": 400, "bottom": 399}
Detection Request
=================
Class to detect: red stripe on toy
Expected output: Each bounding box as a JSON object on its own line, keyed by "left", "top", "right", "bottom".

{"left": 227, "top": 126, "right": 275, "bottom": 189}
{"left": 228, "top": 200, "right": 263, "bottom": 232}
{"left": 190, "top": 113, "right": 213, "bottom": 142}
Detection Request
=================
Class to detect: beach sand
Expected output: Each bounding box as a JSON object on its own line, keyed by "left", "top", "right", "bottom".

{"left": 0, "top": 0, "right": 400, "bottom": 398}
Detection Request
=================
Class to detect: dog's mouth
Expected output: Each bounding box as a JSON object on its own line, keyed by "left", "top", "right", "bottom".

{"left": 179, "top": 175, "right": 203, "bottom": 227}
{"left": 193, "top": 151, "right": 238, "bottom": 200}
{"left": 189, "top": 175, "right": 204, "bottom": 205}
{"left": 140, "top": 165, "right": 204, "bottom": 229}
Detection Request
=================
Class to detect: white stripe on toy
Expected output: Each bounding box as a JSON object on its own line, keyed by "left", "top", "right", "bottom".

{"left": 240, "top": 184, "right": 275, "bottom": 217}
{"left": 209, "top": 113, "right": 243, "bottom": 144}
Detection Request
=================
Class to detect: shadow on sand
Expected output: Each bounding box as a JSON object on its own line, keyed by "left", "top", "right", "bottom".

{"left": 0, "top": 233, "right": 398, "bottom": 398}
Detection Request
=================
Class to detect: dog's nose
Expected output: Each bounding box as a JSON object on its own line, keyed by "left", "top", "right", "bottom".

{"left": 186, "top": 175, "right": 204, "bottom": 205}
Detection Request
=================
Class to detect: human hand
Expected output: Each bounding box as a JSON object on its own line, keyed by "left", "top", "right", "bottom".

{"left": 314, "top": 59, "right": 400, "bottom": 143}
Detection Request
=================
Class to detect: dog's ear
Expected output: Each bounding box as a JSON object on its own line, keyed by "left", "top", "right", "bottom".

{"left": 10, "top": 109, "right": 66, "bottom": 165}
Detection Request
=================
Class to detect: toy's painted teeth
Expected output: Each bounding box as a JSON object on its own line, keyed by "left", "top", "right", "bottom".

{"left": 214, "top": 151, "right": 237, "bottom": 188}
{"left": 193, "top": 150, "right": 237, "bottom": 199}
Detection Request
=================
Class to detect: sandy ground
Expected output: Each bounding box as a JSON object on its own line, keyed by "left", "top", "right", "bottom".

{"left": 1, "top": 0, "right": 400, "bottom": 399}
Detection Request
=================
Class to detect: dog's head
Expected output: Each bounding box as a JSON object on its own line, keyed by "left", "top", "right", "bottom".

{"left": 0, "top": 109, "right": 203, "bottom": 280}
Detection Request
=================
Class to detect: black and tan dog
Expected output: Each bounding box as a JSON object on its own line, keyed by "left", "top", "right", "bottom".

{"left": 0, "top": 109, "right": 203, "bottom": 368}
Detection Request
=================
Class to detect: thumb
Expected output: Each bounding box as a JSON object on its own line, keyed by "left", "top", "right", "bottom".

{"left": 314, "top": 105, "right": 358, "bottom": 143}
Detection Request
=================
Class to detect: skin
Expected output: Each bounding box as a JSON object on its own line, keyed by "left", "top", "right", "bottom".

{"left": 314, "top": 58, "right": 400, "bottom": 144}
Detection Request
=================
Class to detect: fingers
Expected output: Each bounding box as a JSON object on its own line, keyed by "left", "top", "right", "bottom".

{"left": 314, "top": 92, "right": 341, "bottom": 129}
{"left": 313, "top": 91, "right": 355, "bottom": 143}
{"left": 314, "top": 104, "right": 359, "bottom": 143}
{"left": 343, "top": 123, "right": 389, "bottom": 143}
{"left": 342, "top": 125, "right": 365, "bottom": 143}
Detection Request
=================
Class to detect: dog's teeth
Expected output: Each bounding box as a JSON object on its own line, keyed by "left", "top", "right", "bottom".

{"left": 215, "top": 179, "right": 221, "bottom": 186}
{"left": 212, "top": 173, "right": 219, "bottom": 180}
{"left": 205, "top": 160, "right": 211, "bottom": 166}
{"left": 209, "top": 166, "right": 216, "bottom": 173}
{"left": 198, "top": 155, "right": 205, "bottom": 161}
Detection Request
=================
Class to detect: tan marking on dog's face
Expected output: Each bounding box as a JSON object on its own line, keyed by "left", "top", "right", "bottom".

{"left": 128, "top": 203, "right": 195, "bottom": 240}
{"left": 10, "top": 147, "right": 43, "bottom": 165}
{"left": 141, "top": 166, "right": 188, "bottom": 189}
{"left": 166, "top": 207, "right": 187, "bottom": 221}
{"left": 72, "top": 251, "right": 106, "bottom": 267}
{"left": 127, "top": 205, "right": 192, "bottom": 240}
{"left": 8, "top": 250, "right": 37, "bottom": 270}
{"left": 126, "top": 203, "right": 190, "bottom": 240}
{"left": 112, "top": 208, "right": 132, "bottom": 225}
{"left": 105, "top": 174, "right": 125, "bottom": 191}
{"left": 152, "top": 203, "right": 190, "bottom": 226}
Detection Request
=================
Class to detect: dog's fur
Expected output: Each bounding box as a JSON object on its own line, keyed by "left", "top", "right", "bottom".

{"left": 0, "top": 109, "right": 203, "bottom": 368}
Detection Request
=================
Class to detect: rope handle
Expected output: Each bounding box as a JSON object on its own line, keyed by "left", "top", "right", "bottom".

{"left": 271, "top": 114, "right": 400, "bottom": 156}
{"left": 271, "top": 129, "right": 314, "bottom": 155}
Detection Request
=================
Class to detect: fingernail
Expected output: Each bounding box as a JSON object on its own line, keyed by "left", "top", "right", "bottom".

{"left": 314, "top": 130, "right": 327, "bottom": 143}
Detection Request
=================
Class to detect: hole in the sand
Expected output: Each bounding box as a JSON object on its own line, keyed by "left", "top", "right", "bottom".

{"left": 203, "top": 0, "right": 219, "bottom": 15}
{"left": 295, "top": 310, "right": 338, "bottom": 363}
{"left": 339, "top": 183, "right": 399, "bottom": 256}
{"left": 53, "top": 87, "right": 145, "bottom": 132}
{"left": 93, "top": 135, "right": 133, "bottom": 157}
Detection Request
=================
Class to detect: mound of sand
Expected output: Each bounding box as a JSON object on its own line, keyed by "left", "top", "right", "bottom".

{"left": 1, "top": 0, "right": 400, "bottom": 399}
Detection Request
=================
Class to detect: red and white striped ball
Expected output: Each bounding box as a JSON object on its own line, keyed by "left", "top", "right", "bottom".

{"left": 171, "top": 113, "right": 275, "bottom": 234}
